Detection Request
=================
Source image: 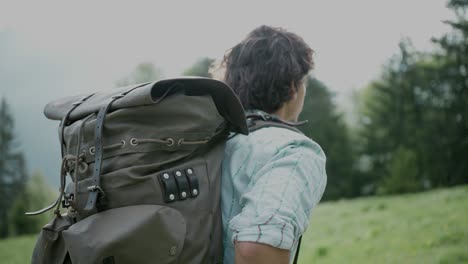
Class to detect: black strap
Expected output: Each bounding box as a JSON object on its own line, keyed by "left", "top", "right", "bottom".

{"left": 84, "top": 101, "right": 113, "bottom": 210}
{"left": 84, "top": 84, "right": 145, "bottom": 211}
{"left": 59, "top": 93, "right": 96, "bottom": 157}
{"left": 246, "top": 112, "right": 306, "bottom": 135}
{"left": 293, "top": 236, "right": 302, "bottom": 264}
{"left": 245, "top": 112, "right": 308, "bottom": 127}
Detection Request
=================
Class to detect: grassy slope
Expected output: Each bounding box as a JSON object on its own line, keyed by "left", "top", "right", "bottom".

{"left": 0, "top": 235, "right": 36, "bottom": 264}
{"left": 0, "top": 185, "right": 467, "bottom": 264}
{"left": 299, "top": 185, "right": 468, "bottom": 264}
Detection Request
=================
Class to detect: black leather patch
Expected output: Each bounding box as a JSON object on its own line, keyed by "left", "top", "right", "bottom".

{"left": 185, "top": 168, "right": 199, "bottom": 197}
{"left": 173, "top": 170, "right": 190, "bottom": 200}
{"left": 159, "top": 172, "right": 178, "bottom": 203}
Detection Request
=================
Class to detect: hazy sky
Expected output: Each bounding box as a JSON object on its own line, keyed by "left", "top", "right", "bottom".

{"left": 1, "top": 0, "right": 454, "bottom": 93}
{"left": 0, "top": 0, "right": 455, "bottom": 185}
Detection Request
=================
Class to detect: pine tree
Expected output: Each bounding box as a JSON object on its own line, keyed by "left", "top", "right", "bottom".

{"left": 358, "top": 41, "right": 427, "bottom": 194}
{"left": 0, "top": 97, "right": 28, "bottom": 238}
{"left": 428, "top": 0, "right": 468, "bottom": 186}
{"left": 359, "top": 0, "right": 468, "bottom": 193}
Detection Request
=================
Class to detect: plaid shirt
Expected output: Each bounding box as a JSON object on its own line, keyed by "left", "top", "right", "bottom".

{"left": 221, "top": 125, "right": 327, "bottom": 264}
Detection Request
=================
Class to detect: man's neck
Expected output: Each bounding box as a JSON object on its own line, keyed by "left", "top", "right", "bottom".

{"left": 273, "top": 107, "right": 296, "bottom": 122}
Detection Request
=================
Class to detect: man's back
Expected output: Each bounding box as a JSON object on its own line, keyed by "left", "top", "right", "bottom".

{"left": 221, "top": 125, "right": 327, "bottom": 264}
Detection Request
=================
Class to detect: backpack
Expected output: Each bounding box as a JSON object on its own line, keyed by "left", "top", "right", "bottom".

{"left": 27, "top": 77, "right": 248, "bottom": 264}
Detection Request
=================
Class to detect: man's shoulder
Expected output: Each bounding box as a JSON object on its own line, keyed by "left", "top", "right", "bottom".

{"left": 227, "top": 126, "right": 325, "bottom": 160}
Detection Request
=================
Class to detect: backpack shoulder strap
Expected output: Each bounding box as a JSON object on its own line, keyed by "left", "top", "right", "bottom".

{"left": 293, "top": 236, "right": 302, "bottom": 264}
{"left": 246, "top": 112, "right": 307, "bottom": 134}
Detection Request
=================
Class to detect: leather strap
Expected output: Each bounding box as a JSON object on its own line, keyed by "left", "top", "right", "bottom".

{"left": 84, "top": 102, "right": 112, "bottom": 211}
{"left": 245, "top": 112, "right": 308, "bottom": 127}
{"left": 84, "top": 84, "right": 146, "bottom": 211}
{"left": 59, "top": 93, "right": 96, "bottom": 157}
{"left": 293, "top": 236, "right": 302, "bottom": 264}
{"left": 246, "top": 112, "right": 307, "bottom": 134}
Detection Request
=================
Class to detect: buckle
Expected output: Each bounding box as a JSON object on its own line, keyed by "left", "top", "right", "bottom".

{"left": 62, "top": 193, "right": 74, "bottom": 208}
{"left": 87, "top": 185, "right": 104, "bottom": 195}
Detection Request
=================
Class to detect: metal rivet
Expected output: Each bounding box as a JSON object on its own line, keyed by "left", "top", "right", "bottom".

{"left": 177, "top": 138, "right": 184, "bottom": 146}
{"left": 130, "top": 138, "right": 138, "bottom": 146}
{"left": 163, "top": 173, "right": 170, "bottom": 179}
{"left": 170, "top": 246, "right": 177, "bottom": 256}
{"left": 169, "top": 194, "right": 175, "bottom": 201}
{"left": 175, "top": 171, "right": 182, "bottom": 177}
{"left": 166, "top": 138, "right": 175, "bottom": 147}
{"left": 181, "top": 191, "right": 187, "bottom": 198}
{"left": 187, "top": 169, "right": 193, "bottom": 175}
{"left": 192, "top": 189, "right": 198, "bottom": 196}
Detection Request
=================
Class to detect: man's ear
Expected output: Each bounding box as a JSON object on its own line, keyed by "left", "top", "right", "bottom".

{"left": 290, "top": 81, "right": 298, "bottom": 100}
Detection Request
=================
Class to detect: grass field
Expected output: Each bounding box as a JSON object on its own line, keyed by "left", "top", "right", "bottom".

{"left": 1, "top": 185, "right": 467, "bottom": 264}
{"left": 299, "top": 185, "right": 468, "bottom": 263}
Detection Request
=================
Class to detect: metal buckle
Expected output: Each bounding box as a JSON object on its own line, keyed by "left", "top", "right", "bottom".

{"left": 62, "top": 194, "right": 74, "bottom": 208}
{"left": 256, "top": 111, "right": 272, "bottom": 121}
{"left": 87, "top": 185, "right": 104, "bottom": 194}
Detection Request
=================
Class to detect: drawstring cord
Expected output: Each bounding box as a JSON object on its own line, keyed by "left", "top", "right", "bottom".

{"left": 72, "top": 114, "right": 95, "bottom": 208}
{"left": 26, "top": 114, "right": 210, "bottom": 216}
{"left": 53, "top": 114, "right": 94, "bottom": 215}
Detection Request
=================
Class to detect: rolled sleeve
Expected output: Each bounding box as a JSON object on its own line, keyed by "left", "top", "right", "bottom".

{"left": 228, "top": 138, "right": 327, "bottom": 250}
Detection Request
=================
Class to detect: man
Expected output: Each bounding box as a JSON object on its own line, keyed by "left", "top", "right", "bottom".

{"left": 220, "top": 25, "right": 327, "bottom": 264}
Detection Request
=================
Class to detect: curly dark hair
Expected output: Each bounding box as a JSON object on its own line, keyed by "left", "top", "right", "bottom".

{"left": 223, "top": 25, "right": 314, "bottom": 113}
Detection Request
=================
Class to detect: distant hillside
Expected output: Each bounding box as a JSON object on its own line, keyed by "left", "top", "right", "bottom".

{"left": 0, "top": 185, "right": 467, "bottom": 263}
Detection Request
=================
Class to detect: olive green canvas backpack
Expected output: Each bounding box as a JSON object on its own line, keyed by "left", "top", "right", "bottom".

{"left": 27, "top": 77, "right": 248, "bottom": 264}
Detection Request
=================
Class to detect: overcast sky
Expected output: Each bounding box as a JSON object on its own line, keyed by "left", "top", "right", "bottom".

{"left": 0, "top": 0, "right": 456, "bottom": 185}
{"left": 1, "top": 0, "right": 454, "bottom": 93}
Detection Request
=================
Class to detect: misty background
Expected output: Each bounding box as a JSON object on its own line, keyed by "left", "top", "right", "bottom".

{"left": 0, "top": 1, "right": 453, "bottom": 187}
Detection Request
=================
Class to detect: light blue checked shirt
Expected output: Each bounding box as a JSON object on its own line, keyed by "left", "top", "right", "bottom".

{"left": 221, "top": 124, "right": 327, "bottom": 264}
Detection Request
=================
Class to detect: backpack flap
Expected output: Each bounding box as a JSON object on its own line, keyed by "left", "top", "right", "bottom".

{"left": 44, "top": 77, "right": 248, "bottom": 135}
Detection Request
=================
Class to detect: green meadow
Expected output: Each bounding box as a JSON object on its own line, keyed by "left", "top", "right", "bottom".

{"left": 300, "top": 185, "right": 468, "bottom": 263}
{"left": 1, "top": 185, "right": 467, "bottom": 264}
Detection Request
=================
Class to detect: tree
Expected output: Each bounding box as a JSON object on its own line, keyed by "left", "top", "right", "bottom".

{"left": 428, "top": 0, "right": 468, "bottom": 186}
{"left": 8, "top": 171, "right": 56, "bottom": 236}
{"left": 359, "top": 0, "right": 468, "bottom": 194}
{"left": 358, "top": 41, "right": 427, "bottom": 194}
{"left": 115, "top": 62, "right": 164, "bottom": 87}
{"left": 0, "top": 97, "right": 28, "bottom": 238}
{"left": 300, "top": 77, "right": 362, "bottom": 200}
{"left": 183, "top": 57, "right": 215, "bottom": 77}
